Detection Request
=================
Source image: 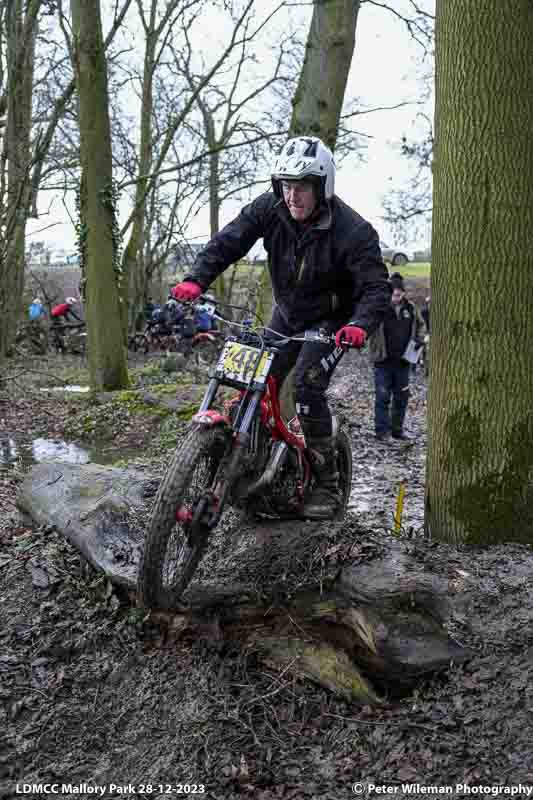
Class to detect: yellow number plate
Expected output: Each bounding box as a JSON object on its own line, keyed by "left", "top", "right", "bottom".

{"left": 216, "top": 341, "right": 273, "bottom": 387}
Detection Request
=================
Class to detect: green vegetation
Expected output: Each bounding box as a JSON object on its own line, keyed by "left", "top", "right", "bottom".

{"left": 397, "top": 262, "right": 431, "bottom": 278}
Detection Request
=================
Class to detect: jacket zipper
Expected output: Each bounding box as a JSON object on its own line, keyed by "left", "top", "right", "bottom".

{"left": 296, "top": 254, "right": 307, "bottom": 283}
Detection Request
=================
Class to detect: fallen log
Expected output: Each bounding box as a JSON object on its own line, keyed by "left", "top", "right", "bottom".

{"left": 18, "top": 462, "right": 472, "bottom": 702}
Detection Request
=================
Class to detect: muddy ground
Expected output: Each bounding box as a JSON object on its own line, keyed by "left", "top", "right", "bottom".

{"left": 1, "top": 319, "right": 533, "bottom": 799}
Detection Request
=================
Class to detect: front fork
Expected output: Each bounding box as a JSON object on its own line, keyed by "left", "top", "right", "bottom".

{"left": 178, "top": 386, "right": 264, "bottom": 531}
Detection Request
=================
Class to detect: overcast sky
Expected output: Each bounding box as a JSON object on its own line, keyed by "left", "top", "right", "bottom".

{"left": 27, "top": 0, "right": 434, "bottom": 254}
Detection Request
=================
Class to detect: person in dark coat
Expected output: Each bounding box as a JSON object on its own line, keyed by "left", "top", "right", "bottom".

{"left": 171, "top": 135, "right": 390, "bottom": 518}
{"left": 368, "top": 273, "right": 425, "bottom": 441}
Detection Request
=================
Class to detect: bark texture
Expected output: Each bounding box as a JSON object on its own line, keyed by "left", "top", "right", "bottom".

{"left": 0, "top": 0, "right": 38, "bottom": 361}
{"left": 290, "top": 0, "right": 360, "bottom": 150}
{"left": 71, "top": 0, "right": 128, "bottom": 390}
{"left": 122, "top": 0, "right": 159, "bottom": 333}
{"left": 427, "top": 0, "right": 533, "bottom": 544}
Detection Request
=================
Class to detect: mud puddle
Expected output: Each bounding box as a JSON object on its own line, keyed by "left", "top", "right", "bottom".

{"left": 0, "top": 435, "right": 141, "bottom": 472}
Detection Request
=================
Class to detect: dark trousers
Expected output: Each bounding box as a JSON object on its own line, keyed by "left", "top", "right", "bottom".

{"left": 374, "top": 361, "right": 410, "bottom": 435}
{"left": 268, "top": 308, "right": 344, "bottom": 439}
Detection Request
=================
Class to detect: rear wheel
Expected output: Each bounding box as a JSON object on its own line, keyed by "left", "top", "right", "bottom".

{"left": 137, "top": 425, "right": 230, "bottom": 609}
{"left": 335, "top": 429, "right": 353, "bottom": 519}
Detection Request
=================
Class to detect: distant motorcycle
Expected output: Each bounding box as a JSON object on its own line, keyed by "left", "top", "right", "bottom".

{"left": 128, "top": 308, "right": 224, "bottom": 368}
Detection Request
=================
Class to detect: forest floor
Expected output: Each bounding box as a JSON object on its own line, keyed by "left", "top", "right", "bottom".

{"left": 1, "top": 283, "right": 533, "bottom": 799}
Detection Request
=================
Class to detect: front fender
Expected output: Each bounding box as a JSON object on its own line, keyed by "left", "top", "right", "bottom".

{"left": 192, "top": 410, "right": 231, "bottom": 427}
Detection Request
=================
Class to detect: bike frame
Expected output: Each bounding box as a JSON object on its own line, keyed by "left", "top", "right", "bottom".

{"left": 185, "top": 359, "right": 311, "bottom": 528}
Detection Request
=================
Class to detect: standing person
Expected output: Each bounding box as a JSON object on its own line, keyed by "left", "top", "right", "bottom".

{"left": 170, "top": 135, "right": 390, "bottom": 518}
{"left": 144, "top": 296, "right": 156, "bottom": 321}
{"left": 28, "top": 297, "right": 46, "bottom": 324}
{"left": 368, "top": 273, "right": 425, "bottom": 441}
{"left": 421, "top": 294, "right": 430, "bottom": 333}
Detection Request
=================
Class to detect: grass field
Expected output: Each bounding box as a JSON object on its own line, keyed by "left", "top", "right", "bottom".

{"left": 392, "top": 262, "right": 431, "bottom": 278}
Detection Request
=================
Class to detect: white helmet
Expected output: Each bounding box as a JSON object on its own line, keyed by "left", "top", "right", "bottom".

{"left": 271, "top": 136, "right": 335, "bottom": 201}
{"left": 65, "top": 297, "right": 77, "bottom": 305}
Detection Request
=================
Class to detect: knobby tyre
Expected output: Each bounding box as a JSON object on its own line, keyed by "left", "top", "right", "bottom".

{"left": 335, "top": 429, "right": 353, "bottom": 519}
{"left": 138, "top": 425, "right": 230, "bottom": 610}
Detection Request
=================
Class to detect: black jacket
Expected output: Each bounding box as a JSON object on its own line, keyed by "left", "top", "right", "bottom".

{"left": 368, "top": 299, "right": 425, "bottom": 363}
{"left": 185, "top": 191, "right": 390, "bottom": 333}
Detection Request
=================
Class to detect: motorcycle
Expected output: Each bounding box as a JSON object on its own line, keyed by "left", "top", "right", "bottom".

{"left": 137, "top": 298, "right": 353, "bottom": 610}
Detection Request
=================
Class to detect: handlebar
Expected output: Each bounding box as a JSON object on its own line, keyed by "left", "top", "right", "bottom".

{"left": 185, "top": 295, "right": 359, "bottom": 349}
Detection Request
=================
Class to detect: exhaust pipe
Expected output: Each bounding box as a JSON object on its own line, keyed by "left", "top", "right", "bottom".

{"left": 245, "top": 441, "right": 289, "bottom": 497}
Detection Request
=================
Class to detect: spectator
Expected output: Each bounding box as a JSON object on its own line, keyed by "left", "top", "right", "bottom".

{"left": 144, "top": 296, "right": 156, "bottom": 321}
{"left": 368, "top": 273, "right": 425, "bottom": 441}
{"left": 163, "top": 297, "right": 186, "bottom": 329}
{"left": 421, "top": 295, "right": 430, "bottom": 333}
{"left": 28, "top": 297, "right": 46, "bottom": 322}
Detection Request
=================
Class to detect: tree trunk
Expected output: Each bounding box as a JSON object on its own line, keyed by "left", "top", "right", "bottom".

{"left": 71, "top": 0, "right": 128, "bottom": 391}
{"left": 290, "top": 0, "right": 360, "bottom": 150}
{"left": 122, "top": 16, "right": 156, "bottom": 335}
{"left": 204, "top": 111, "right": 226, "bottom": 302}
{"left": 426, "top": 0, "right": 533, "bottom": 544}
{"left": 257, "top": 0, "right": 360, "bottom": 322}
{"left": 0, "top": 0, "right": 38, "bottom": 361}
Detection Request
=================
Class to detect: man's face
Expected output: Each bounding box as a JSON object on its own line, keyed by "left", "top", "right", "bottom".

{"left": 281, "top": 179, "right": 317, "bottom": 222}
{"left": 391, "top": 288, "right": 405, "bottom": 305}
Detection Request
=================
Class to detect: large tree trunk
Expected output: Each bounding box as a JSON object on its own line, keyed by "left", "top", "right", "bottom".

{"left": 122, "top": 5, "right": 156, "bottom": 335}
{"left": 71, "top": 0, "right": 128, "bottom": 390}
{"left": 257, "top": 0, "right": 360, "bottom": 322}
{"left": 290, "top": 0, "right": 360, "bottom": 149}
{"left": 426, "top": 0, "right": 533, "bottom": 545}
{"left": 0, "top": 0, "right": 38, "bottom": 361}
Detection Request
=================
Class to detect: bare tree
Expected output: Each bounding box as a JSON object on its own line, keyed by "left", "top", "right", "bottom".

{"left": 256, "top": 0, "right": 364, "bottom": 321}
{"left": 71, "top": 0, "right": 128, "bottom": 390}
{"left": 0, "top": 0, "right": 134, "bottom": 360}
{"left": 0, "top": 0, "right": 41, "bottom": 360}
{"left": 179, "top": 12, "right": 290, "bottom": 300}
{"left": 290, "top": 0, "right": 361, "bottom": 150}
{"left": 382, "top": 111, "right": 434, "bottom": 244}
{"left": 120, "top": 0, "right": 290, "bottom": 330}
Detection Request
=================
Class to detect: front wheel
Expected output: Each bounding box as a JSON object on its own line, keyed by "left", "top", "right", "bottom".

{"left": 335, "top": 429, "right": 353, "bottom": 519}
{"left": 137, "top": 425, "right": 230, "bottom": 610}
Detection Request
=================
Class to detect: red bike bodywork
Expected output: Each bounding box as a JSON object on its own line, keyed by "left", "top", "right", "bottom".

{"left": 192, "top": 409, "right": 230, "bottom": 426}
{"left": 179, "top": 376, "right": 311, "bottom": 521}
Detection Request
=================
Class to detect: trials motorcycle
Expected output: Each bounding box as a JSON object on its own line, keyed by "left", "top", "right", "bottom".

{"left": 137, "top": 298, "right": 353, "bottom": 609}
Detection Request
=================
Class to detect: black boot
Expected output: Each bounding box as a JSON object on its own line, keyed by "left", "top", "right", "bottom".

{"left": 391, "top": 411, "right": 412, "bottom": 440}
{"left": 302, "top": 436, "right": 340, "bottom": 520}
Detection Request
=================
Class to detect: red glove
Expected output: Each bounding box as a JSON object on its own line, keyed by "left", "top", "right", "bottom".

{"left": 335, "top": 325, "right": 367, "bottom": 349}
{"left": 171, "top": 281, "right": 203, "bottom": 302}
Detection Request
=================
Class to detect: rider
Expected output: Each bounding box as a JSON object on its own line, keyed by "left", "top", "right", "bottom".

{"left": 50, "top": 297, "right": 83, "bottom": 324}
{"left": 171, "top": 136, "right": 390, "bottom": 519}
